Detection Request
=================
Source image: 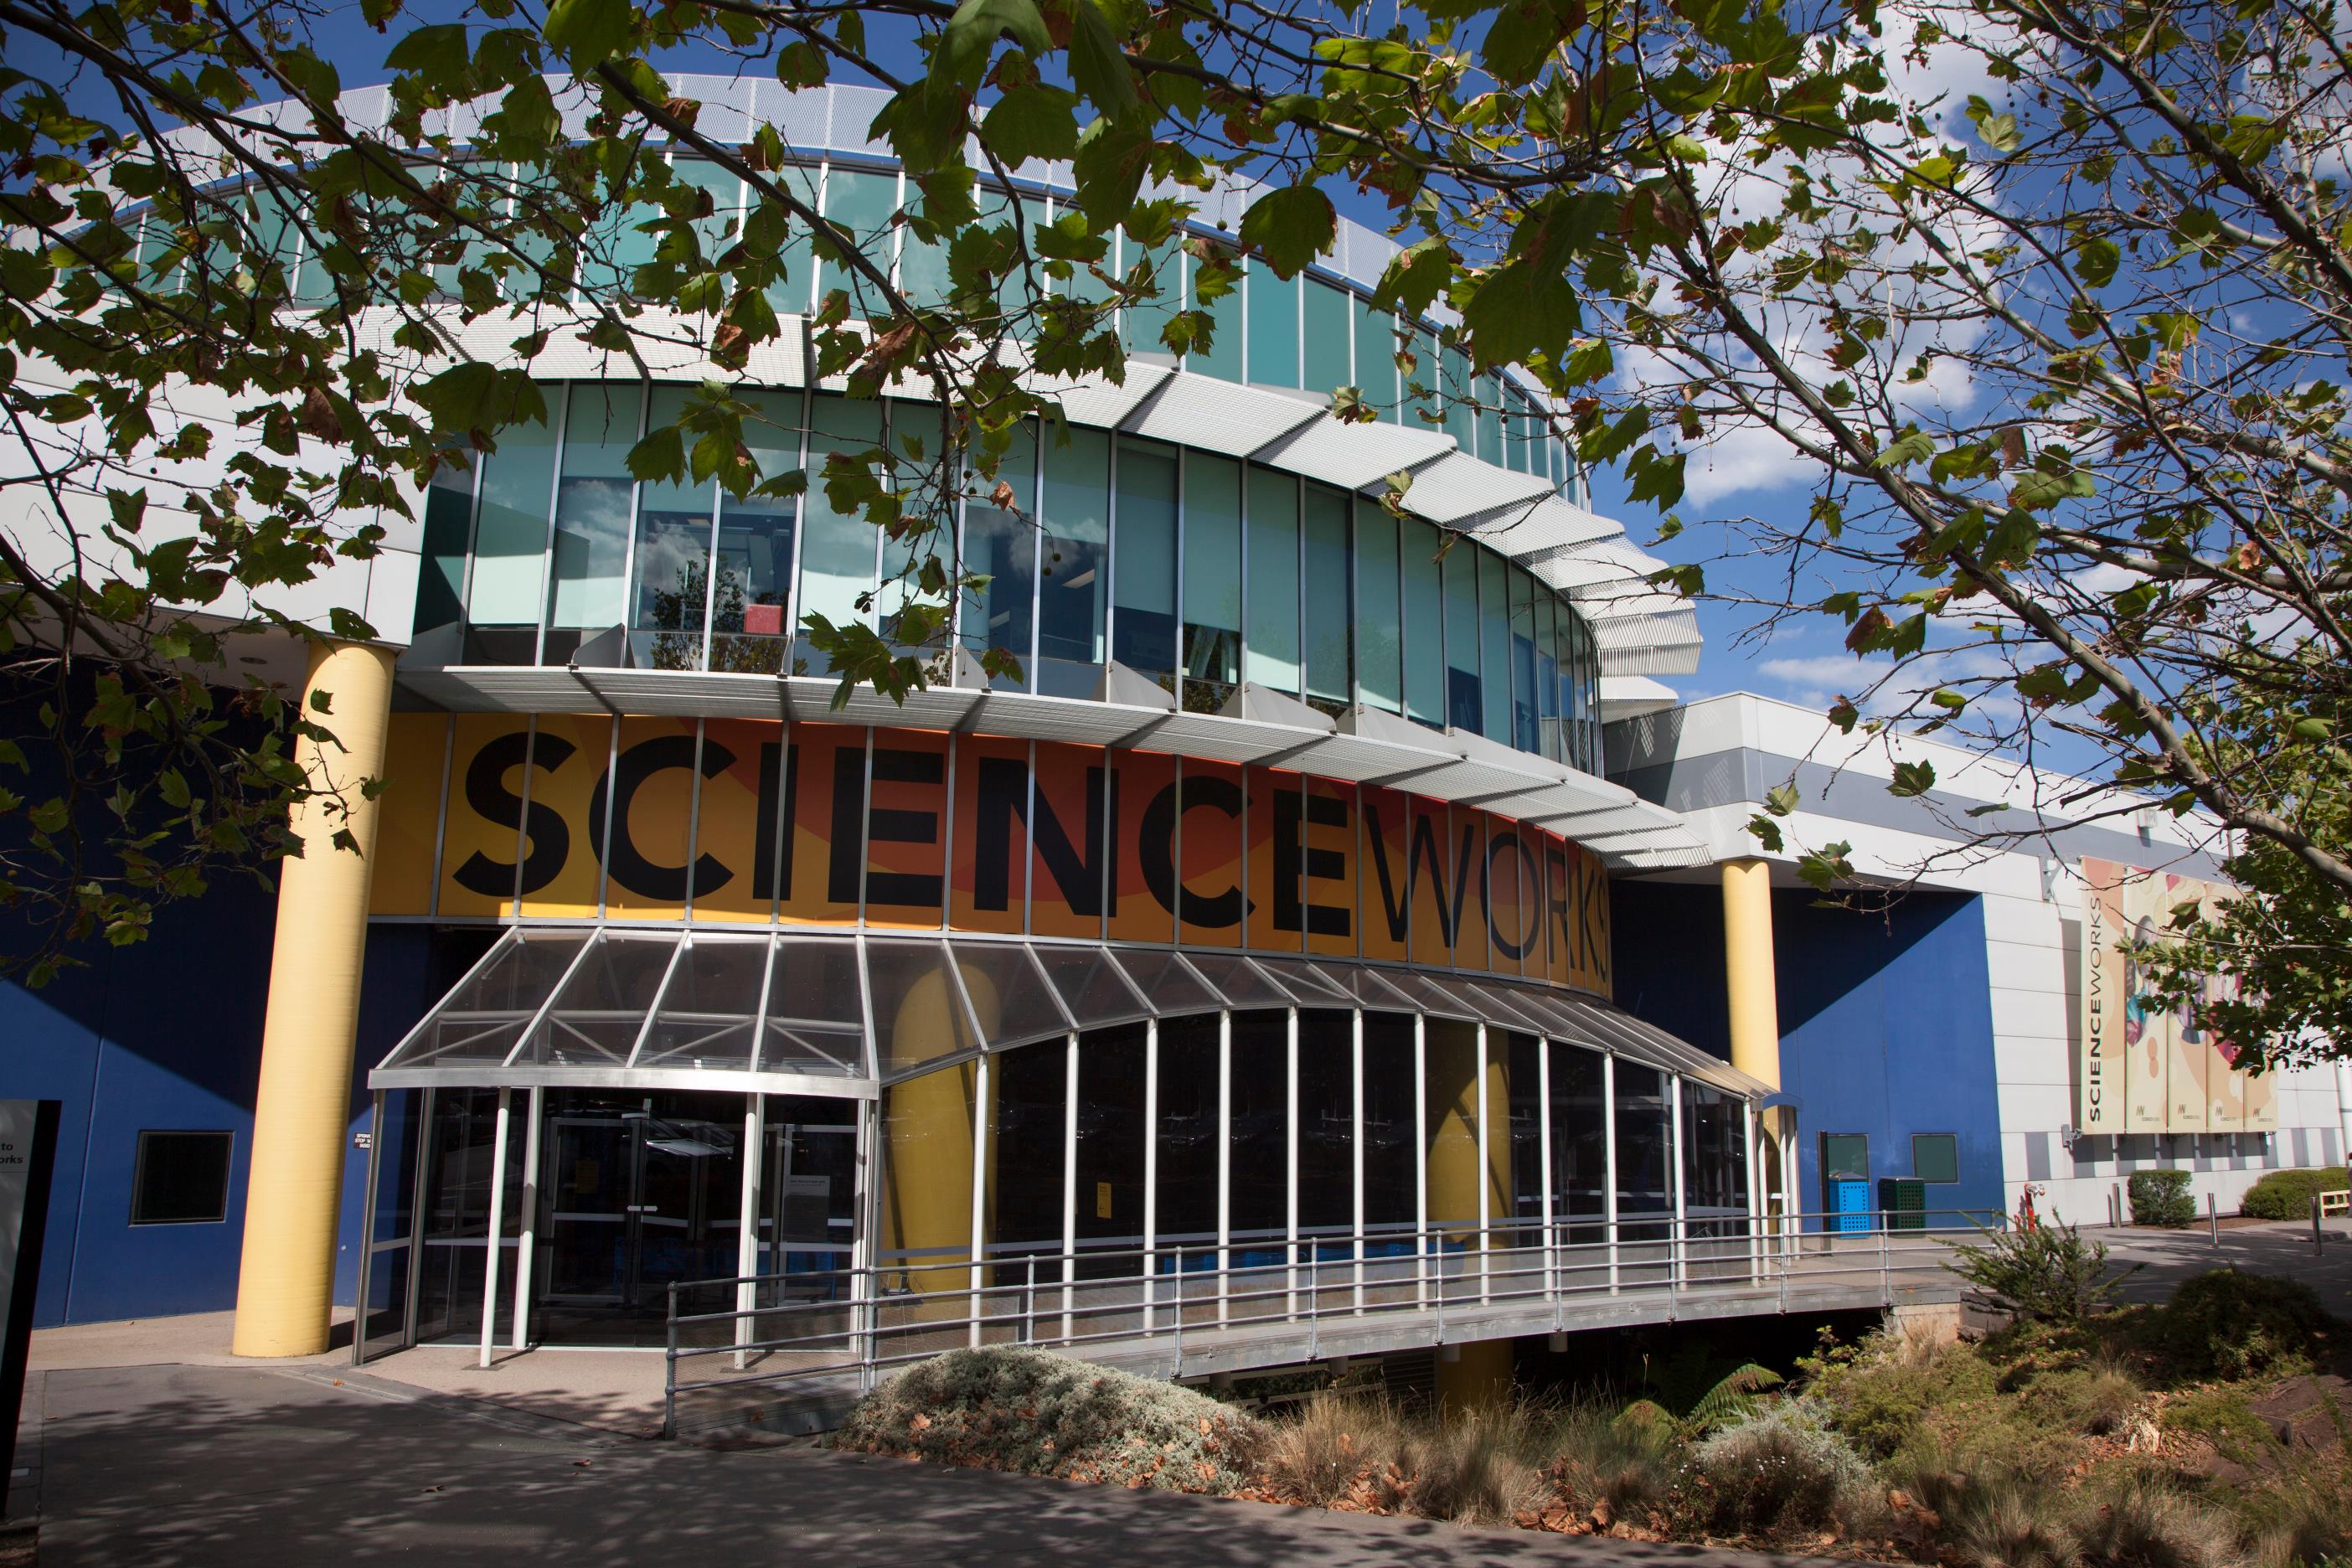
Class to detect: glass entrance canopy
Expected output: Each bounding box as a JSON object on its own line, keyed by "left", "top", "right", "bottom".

{"left": 370, "top": 927, "right": 1764, "bottom": 1101}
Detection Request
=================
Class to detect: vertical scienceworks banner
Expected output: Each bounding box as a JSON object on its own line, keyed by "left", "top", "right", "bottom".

{"left": 2077, "top": 857, "right": 2275, "bottom": 1135}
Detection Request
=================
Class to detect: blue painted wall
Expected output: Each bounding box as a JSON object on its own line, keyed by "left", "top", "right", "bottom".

{"left": 0, "top": 884, "right": 451, "bottom": 1326}
{"left": 1613, "top": 882, "right": 2006, "bottom": 1225}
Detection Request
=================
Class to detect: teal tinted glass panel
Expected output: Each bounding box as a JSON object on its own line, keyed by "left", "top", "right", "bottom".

{"left": 1913, "top": 1134, "right": 1960, "bottom": 1184}
{"left": 797, "top": 396, "right": 884, "bottom": 662}
{"left": 466, "top": 400, "right": 560, "bottom": 636}
{"left": 1111, "top": 438, "right": 1179, "bottom": 684}
{"left": 1302, "top": 486, "right": 1351, "bottom": 708}
{"left": 1444, "top": 542, "right": 1482, "bottom": 732}
{"left": 414, "top": 462, "right": 476, "bottom": 637}
{"left": 632, "top": 384, "right": 716, "bottom": 669}
{"left": 1039, "top": 426, "right": 1110, "bottom": 666}
{"left": 673, "top": 157, "right": 743, "bottom": 271}
{"left": 547, "top": 384, "right": 642, "bottom": 649}
{"left": 1246, "top": 262, "right": 1299, "bottom": 388}
{"left": 1508, "top": 566, "right": 1540, "bottom": 753}
{"left": 1354, "top": 300, "right": 1398, "bottom": 422}
{"left": 1182, "top": 451, "right": 1243, "bottom": 704}
{"left": 1478, "top": 551, "right": 1510, "bottom": 740}
{"left": 710, "top": 390, "right": 802, "bottom": 673}
{"left": 1534, "top": 593, "right": 1560, "bottom": 762}
{"left": 961, "top": 423, "right": 1037, "bottom": 681}
{"left": 1302, "top": 280, "right": 1354, "bottom": 399}
{"left": 1354, "top": 499, "right": 1401, "bottom": 713}
{"left": 1121, "top": 234, "right": 1184, "bottom": 358}
{"left": 1243, "top": 467, "right": 1300, "bottom": 692}
{"left": 1405, "top": 327, "right": 1440, "bottom": 429}
{"left": 1443, "top": 347, "right": 1475, "bottom": 449}
{"left": 818, "top": 167, "right": 900, "bottom": 316}
{"left": 1187, "top": 250, "right": 1244, "bottom": 383}
{"left": 1402, "top": 518, "right": 1445, "bottom": 725}
{"left": 1475, "top": 375, "right": 1503, "bottom": 465}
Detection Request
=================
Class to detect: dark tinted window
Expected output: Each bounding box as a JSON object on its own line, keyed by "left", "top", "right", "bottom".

{"left": 131, "top": 1131, "right": 232, "bottom": 1225}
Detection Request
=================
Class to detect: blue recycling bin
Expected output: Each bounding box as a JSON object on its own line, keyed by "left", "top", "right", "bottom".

{"left": 1829, "top": 1178, "right": 1874, "bottom": 1233}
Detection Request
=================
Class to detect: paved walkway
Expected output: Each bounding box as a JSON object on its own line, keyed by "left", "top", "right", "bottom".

{"left": 2097, "top": 1217, "right": 2352, "bottom": 1306}
{"left": 13, "top": 1359, "right": 1829, "bottom": 1567}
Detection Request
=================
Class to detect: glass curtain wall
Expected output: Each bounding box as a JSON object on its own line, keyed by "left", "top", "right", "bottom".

{"left": 427, "top": 389, "right": 1613, "bottom": 771}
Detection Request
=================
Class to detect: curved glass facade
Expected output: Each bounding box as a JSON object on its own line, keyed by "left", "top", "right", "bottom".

{"left": 415, "top": 384, "right": 1607, "bottom": 771}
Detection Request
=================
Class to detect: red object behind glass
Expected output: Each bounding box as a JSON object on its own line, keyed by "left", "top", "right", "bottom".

{"left": 742, "top": 603, "right": 784, "bottom": 637}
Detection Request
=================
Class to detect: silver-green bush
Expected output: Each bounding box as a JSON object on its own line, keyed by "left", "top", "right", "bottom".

{"left": 832, "top": 1347, "right": 1265, "bottom": 1493}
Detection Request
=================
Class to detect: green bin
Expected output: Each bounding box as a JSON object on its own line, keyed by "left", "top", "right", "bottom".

{"left": 1879, "top": 1177, "right": 1926, "bottom": 1231}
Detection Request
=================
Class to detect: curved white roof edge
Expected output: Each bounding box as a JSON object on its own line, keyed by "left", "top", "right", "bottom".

{"left": 393, "top": 664, "right": 1713, "bottom": 870}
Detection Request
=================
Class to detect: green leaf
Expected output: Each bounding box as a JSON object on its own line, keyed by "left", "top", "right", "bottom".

{"left": 935, "top": 0, "right": 1052, "bottom": 93}
{"left": 983, "top": 84, "right": 1081, "bottom": 164}
{"left": 1071, "top": 114, "right": 1151, "bottom": 225}
{"left": 1746, "top": 814, "right": 1785, "bottom": 853}
{"left": 542, "top": 0, "right": 634, "bottom": 70}
{"left": 1462, "top": 255, "right": 1580, "bottom": 368}
{"left": 383, "top": 23, "right": 472, "bottom": 79}
{"left": 2073, "top": 235, "right": 2120, "bottom": 288}
{"left": 1889, "top": 759, "right": 1937, "bottom": 797}
{"left": 1875, "top": 428, "right": 1936, "bottom": 469}
{"left": 1067, "top": 0, "right": 1140, "bottom": 120}
{"left": 1371, "top": 236, "right": 1454, "bottom": 318}
{"left": 1238, "top": 183, "right": 1335, "bottom": 280}
{"left": 1764, "top": 782, "right": 1800, "bottom": 817}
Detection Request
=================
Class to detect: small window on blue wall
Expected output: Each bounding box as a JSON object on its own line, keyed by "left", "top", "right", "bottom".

{"left": 131, "top": 1130, "right": 233, "bottom": 1225}
{"left": 1913, "top": 1133, "right": 1960, "bottom": 1184}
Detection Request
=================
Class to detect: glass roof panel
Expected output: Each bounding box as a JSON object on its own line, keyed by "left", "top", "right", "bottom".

{"left": 1178, "top": 952, "right": 1292, "bottom": 1009}
{"left": 515, "top": 931, "right": 682, "bottom": 1067}
{"left": 756, "top": 936, "right": 867, "bottom": 1078}
{"left": 1456, "top": 977, "right": 1554, "bottom": 1036}
{"left": 1375, "top": 968, "right": 1479, "bottom": 1020}
{"left": 1106, "top": 948, "right": 1223, "bottom": 1019}
{"left": 384, "top": 929, "right": 591, "bottom": 1069}
{"left": 865, "top": 937, "right": 981, "bottom": 1075}
{"left": 949, "top": 941, "right": 1070, "bottom": 1049}
{"left": 1032, "top": 944, "right": 1149, "bottom": 1029}
{"left": 632, "top": 936, "right": 766, "bottom": 1072}
{"left": 1251, "top": 956, "right": 1353, "bottom": 1007}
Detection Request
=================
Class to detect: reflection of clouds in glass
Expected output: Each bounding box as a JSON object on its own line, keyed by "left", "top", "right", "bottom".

{"left": 558, "top": 477, "right": 632, "bottom": 545}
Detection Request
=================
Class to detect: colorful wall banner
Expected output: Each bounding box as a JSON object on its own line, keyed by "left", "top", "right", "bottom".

{"left": 2077, "top": 857, "right": 2275, "bottom": 1134}
{"left": 371, "top": 713, "right": 1616, "bottom": 999}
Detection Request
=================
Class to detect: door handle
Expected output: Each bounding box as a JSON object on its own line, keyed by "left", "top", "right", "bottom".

{"left": 627, "top": 1204, "right": 658, "bottom": 1214}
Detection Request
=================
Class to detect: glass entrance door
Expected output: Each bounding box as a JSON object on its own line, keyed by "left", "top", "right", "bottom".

{"left": 531, "top": 1090, "right": 745, "bottom": 1345}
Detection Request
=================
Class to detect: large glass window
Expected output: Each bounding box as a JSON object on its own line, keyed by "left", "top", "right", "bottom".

{"left": 1425, "top": 1019, "right": 1482, "bottom": 1231}
{"left": 1479, "top": 550, "right": 1512, "bottom": 741}
{"left": 1185, "top": 247, "right": 1244, "bottom": 383}
{"left": 1509, "top": 565, "right": 1540, "bottom": 755}
{"left": 1182, "top": 451, "right": 1243, "bottom": 711}
{"left": 1121, "top": 235, "right": 1184, "bottom": 358}
{"left": 1682, "top": 1081, "right": 1750, "bottom": 1220}
{"left": 1506, "top": 1032, "right": 1544, "bottom": 1243}
{"left": 1228, "top": 1009, "right": 1291, "bottom": 1256}
{"left": 1038, "top": 427, "right": 1109, "bottom": 684}
{"left": 1550, "top": 1044, "right": 1607, "bottom": 1246}
{"left": 1535, "top": 594, "right": 1562, "bottom": 764}
{"left": 1074, "top": 1023, "right": 1148, "bottom": 1277}
{"left": 465, "top": 403, "right": 560, "bottom": 663}
{"left": 1303, "top": 281, "right": 1353, "bottom": 399}
{"left": 1155, "top": 1014, "right": 1220, "bottom": 1251}
{"left": 1246, "top": 262, "right": 1299, "bottom": 388}
{"left": 414, "top": 458, "right": 476, "bottom": 641}
{"left": 1243, "top": 468, "right": 1301, "bottom": 694}
{"left": 1444, "top": 539, "right": 1483, "bottom": 733}
{"left": 960, "top": 424, "right": 1038, "bottom": 685}
{"left": 1355, "top": 501, "right": 1401, "bottom": 714}
{"left": 1402, "top": 518, "right": 1445, "bottom": 725}
{"left": 1614, "top": 1062, "right": 1675, "bottom": 1283}
{"left": 709, "top": 391, "right": 802, "bottom": 673}
{"left": 630, "top": 385, "right": 716, "bottom": 671}
{"left": 818, "top": 167, "right": 900, "bottom": 316}
{"left": 544, "top": 383, "right": 641, "bottom": 665}
{"left": 1361, "top": 1013, "right": 1417, "bottom": 1249}
{"left": 1296, "top": 1009, "right": 1354, "bottom": 1242}
{"left": 1111, "top": 438, "right": 1179, "bottom": 690}
{"left": 988, "top": 1039, "right": 1070, "bottom": 1266}
{"left": 796, "top": 396, "right": 883, "bottom": 673}
{"left": 1302, "top": 487, "right": 1352, "bottom": 716}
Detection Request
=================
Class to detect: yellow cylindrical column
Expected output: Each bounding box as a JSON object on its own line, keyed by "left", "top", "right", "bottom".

{"left": 877, "top": 964, "right": 996, "bottom": 1314}
{"left": 1720, "top": 858, "right": 1782, "bottom": 1092}
{"left": 232, "top": 640, "right": 397, "bottom": 1358}
{"left": 1426, "top": 1022, "right": 1512, "bottom": 1410}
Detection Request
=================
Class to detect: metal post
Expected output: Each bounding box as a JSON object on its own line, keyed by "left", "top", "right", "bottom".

{"left": 2314, "top": 1192, "right": 2324, "bottom": 1254}
{"left": 1537, "top": 1038, "right": 1555, "bottom": 1303}
{"left": 1668, "top": 1073, "right": 1685, "bottom": 1294}
{"left": 512, "top": 1086, "right": 544, "bottom": 1353}
{"left": 2208, "top": 1191, "right": 2218, "bottom": 1250}
{"left": 1602, "top": 1053, "right": 1619, "bottom": 1294}
{"left": 735, "top": 1093, "right": 765, "bottom": 1369}
{"left": 1350, "top": 1008, "right": 1364, "bottom": 1313}
{"left": 1062, "top": 1032, "right": 1079, "bottom": 1343}
{"left": 477, "top": 1087, "right": 512, "bottom": 1370}
{"left": 352, "top": 1089, "right": 385, "bottom": 1369}
{"left": 663, "top": 1282, "right": 678, "bottom": 1440}
{"left": 1142, "top": 1019, "right": 1159, "bottom": 1332}
{"left": 970, "top": 1055, "right": 992, "bottom": 1349}
{"left": 1475, "top": 1021, "right": 1491, "bottom": 1306}
{"left": 1286, "top": 1005, "right": 1299, "bottom": 1323}
{"left": 1217, "top": 1009, "right": 1232, "bottom": 1327}
{"left": 1413, "top": 1013, "right": 1428, "bottom": 1310}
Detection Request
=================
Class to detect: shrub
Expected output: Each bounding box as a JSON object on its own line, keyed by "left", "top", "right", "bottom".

{"left": 1537, "top": 1400, "right": 1681, "bottom": 1523}
{"left": 2164, "top": 1269, "right": 2333, "bottom": 1380}
{"left": 2072, "top": 1472, "right": 2248, "bottom": 1568}
{"left": 2026, "top": 1364, "right": 2144, "bottom": 1436}
{"left": 832, "top": 1347, "right": 1264, "bottom": 1493}
{"left": 1811, "top": 1339, "right": 2000, "bottom": 1462}
{"left": 1908, "top": 1468, "right": 2085, "bottom": 1568}
{"left": 2241, "top": 1168, "right": 2351, "bottom": 1223}
{"left": 1402, "top": 1404, "right": 1545, "bottom": 1525}
{"left": 2133, "top": 1169, "right": 2198, "bottom": 1228}
{"left": 1261, "top": 1395, "right": 1411, "bottom": 1508}
{"left": 1682, "top": 1399, "right": 1878, "bottom": 1543}
{"left": 1947, "top": 1219, "right": 2136, "bottom": 1323}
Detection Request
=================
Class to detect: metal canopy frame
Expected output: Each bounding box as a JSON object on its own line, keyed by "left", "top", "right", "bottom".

{"left": 369, "top": 927, "right": 1768, "bottom": 1100}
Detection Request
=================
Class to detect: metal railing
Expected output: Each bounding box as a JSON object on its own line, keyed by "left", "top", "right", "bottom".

{"left": 661, "top": 1208, "right": 1994, "bottom": 1436}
